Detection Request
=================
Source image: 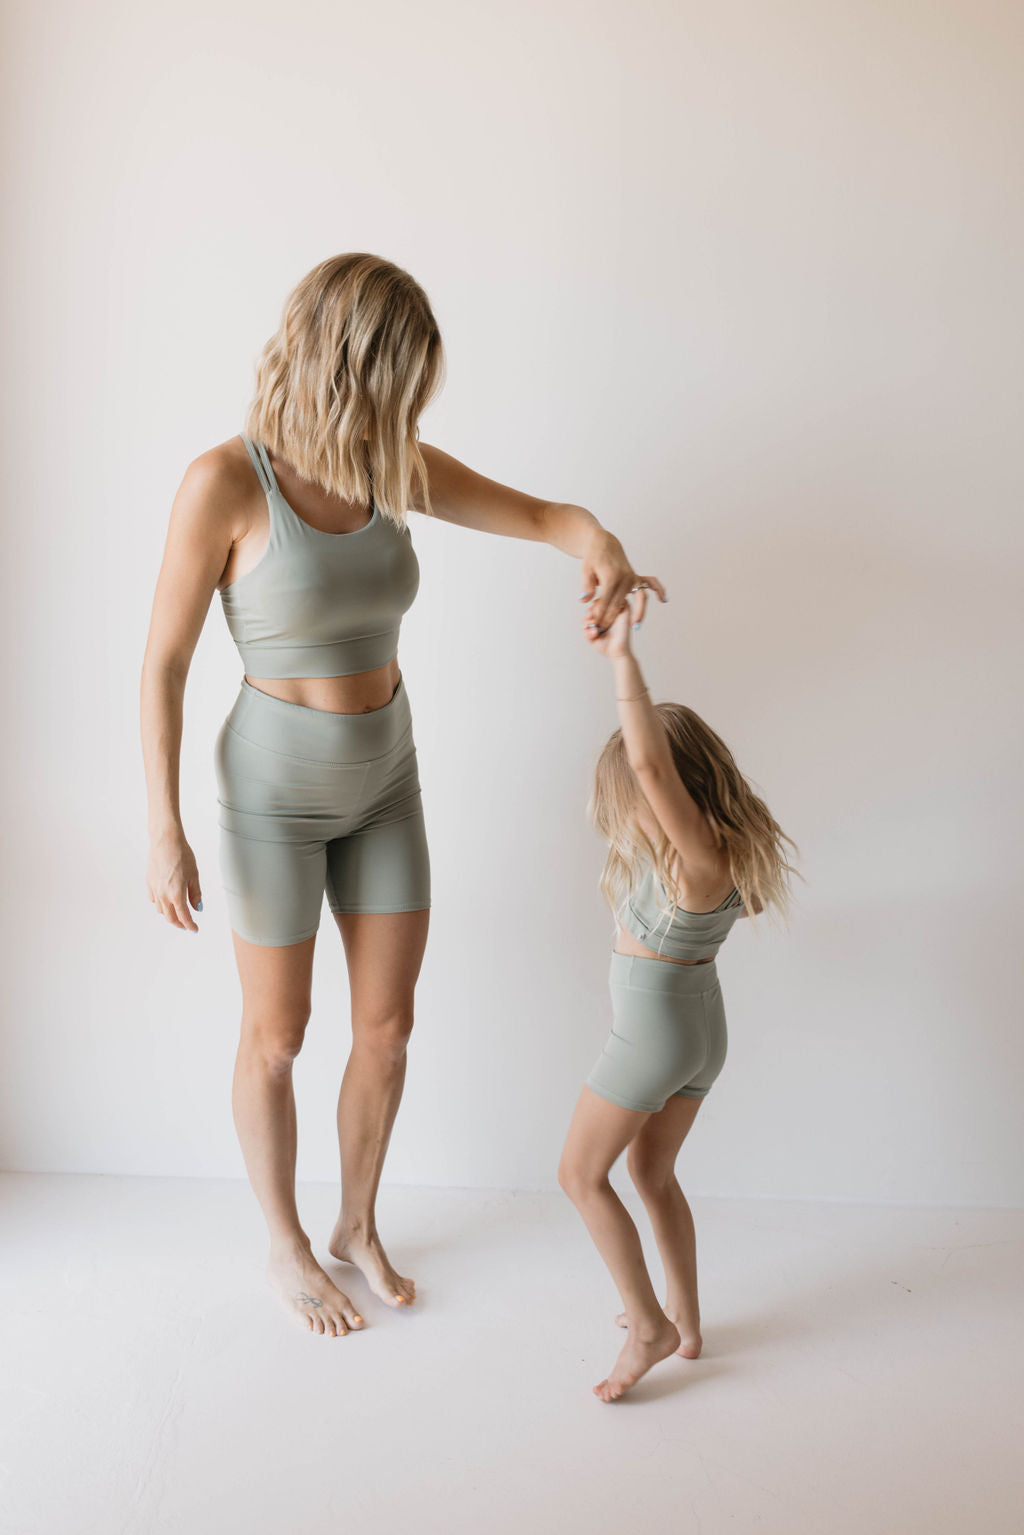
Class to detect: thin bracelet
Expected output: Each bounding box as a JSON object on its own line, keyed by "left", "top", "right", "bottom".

{"left": 616, "top": 688, "right": 650, "bottom": 701}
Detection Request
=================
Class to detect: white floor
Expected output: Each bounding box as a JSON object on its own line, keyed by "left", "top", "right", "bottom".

{"left": 1, "top": 1174, "right": 1021, "bottom": 1535}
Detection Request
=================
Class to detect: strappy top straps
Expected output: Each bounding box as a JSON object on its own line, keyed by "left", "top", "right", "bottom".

{"left": 240, "top": 434, "right": 280, "bottom": 497}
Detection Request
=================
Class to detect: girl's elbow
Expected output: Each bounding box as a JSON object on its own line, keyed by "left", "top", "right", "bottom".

{"left": 630, "top": 757, "right": 664, "bottom": 783}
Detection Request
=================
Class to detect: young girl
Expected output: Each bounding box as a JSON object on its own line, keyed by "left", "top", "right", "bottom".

{"left": 558, "top": 602, "right": 796, "bottom": 1402}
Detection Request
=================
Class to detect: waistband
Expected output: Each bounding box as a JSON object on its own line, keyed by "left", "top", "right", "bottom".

{"left": 609, "top": 951, "right": 720, "bottom": 995}
{"left": 225, "top": 675, "right": 413, "bottom": 764}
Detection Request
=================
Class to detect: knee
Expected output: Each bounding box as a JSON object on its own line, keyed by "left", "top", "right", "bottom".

{"left": 556, "top": 1157, "right": 580, "bottom": 1200}
{"left": 353, "top": 1007, "right": 414, "bottom": 1066}
{"left": 241, "top": 1002, "right": 312, "bottom": 1076}
{"left": 557, "top": 1155, "right": 605, "bottom": 1204}
{"left": 626, "top": 1143, "right": 677, "bottom": 1200}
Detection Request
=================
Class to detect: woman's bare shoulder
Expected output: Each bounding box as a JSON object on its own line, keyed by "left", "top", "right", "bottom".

{"left": 179, "top": 435, "right": 253, "bottom": 498}
{"left": 169, "top": 435, "right": 257, "bottom": 537}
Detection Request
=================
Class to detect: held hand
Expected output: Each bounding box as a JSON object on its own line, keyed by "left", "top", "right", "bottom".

{"left": 146, "top": 831, "right": 203, "bottom": 933}
{"left": 584, "top": 603, "right": 635, "bottom": 658}
{"left": 580, "top": 531, "right": 667, "bottom": 632}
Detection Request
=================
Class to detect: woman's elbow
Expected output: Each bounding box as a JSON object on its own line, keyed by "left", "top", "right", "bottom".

{"left": 141, "top": 651, "right": 190, "bottom": 693}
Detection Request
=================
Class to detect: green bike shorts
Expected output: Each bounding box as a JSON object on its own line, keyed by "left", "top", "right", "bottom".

{"left": 586, "top": 952, "right": 728, "bottom": 1114}
{"left": 214, "top": 676, "right": 430, "bottom": 946}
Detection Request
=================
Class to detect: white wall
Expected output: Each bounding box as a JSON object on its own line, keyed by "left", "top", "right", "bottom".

{"left": 2, "top": 0, "right": 1022, "bottom": 1205}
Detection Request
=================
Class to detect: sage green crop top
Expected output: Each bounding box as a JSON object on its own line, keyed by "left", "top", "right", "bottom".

{"left": 622, "top": 866, "right": 746, "bottom": 962}
{"left": 219, "top": 436, "right": 420, "bottom": 678}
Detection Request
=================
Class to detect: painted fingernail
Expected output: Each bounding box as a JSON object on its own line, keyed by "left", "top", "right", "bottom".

{"left": 196, "top": 900, "right": 203, "bottom": 912}
{"left": 633, "top": 621, "right": 642, "bottom": 630}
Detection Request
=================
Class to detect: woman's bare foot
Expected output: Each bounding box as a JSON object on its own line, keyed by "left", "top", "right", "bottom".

{"left": 267, "top": 1239, "right": 365, "bottom": 1336}
{"left": 595, "top": 1315, "right": 681, "bottom": 1401}
{"left": 615, "top": 1309, "right": 702, "bottom": 1359}
{"left": 328, "top": 1222, "right": 416, "bottom": 1308}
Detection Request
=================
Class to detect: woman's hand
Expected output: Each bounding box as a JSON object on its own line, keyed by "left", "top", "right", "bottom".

{"left": 580, "top": 530, "right": 667, "bottom": 633}
{"left": 584, "top": 603, "right": 636, "bottom": 659}
{"left": 146, "top": 830, "right": 203, "bottom": 933}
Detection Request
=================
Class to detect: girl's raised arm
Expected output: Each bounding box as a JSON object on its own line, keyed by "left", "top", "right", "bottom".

{"left": 588, "top": 608, "right": 727, "bottom": 895}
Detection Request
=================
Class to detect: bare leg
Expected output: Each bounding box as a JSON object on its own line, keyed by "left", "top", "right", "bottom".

{"left": 327, "top": 909, "right": 429, "bottom": 1307}
{"left": 619, "top": 1094, "right": 704, "bottom": 1355}
{"left": 230, "top": 931, "right": 363, "bottom": 1337}
{"left": 558, "top": 1086, "right": 680, "bottom": 1401}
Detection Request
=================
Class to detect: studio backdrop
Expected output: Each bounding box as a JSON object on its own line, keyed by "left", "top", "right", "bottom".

{"left": 2, "top": 0, "right": 1021, "bottom": 1205}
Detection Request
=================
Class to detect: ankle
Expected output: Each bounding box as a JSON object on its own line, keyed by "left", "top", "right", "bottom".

{"left": 626, "top": 1309, "right": 675, "bottom": 1343}
{"left": 269, "top": 1231, "right": 313, "bottom": 1261}
{"left": 334, "top": 1215, "right": 377, "bottom": 1244}
{"left": 665, "top": 1302, "right": 701, "bottom": 1334}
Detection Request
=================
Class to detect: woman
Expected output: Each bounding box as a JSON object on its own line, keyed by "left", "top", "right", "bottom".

{"left": 140, "top": 253, "right": 665, "bottom": 1338}
{"left": 560, "top": 601, "right": 796, "bottom": 1400}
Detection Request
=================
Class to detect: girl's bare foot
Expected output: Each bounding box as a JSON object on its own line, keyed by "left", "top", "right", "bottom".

{"left": 595, "top": 1315, "right": 681, "bottom": 1401}
{"left": 615, "top": 1309, "right": 702, "bottom": 1359}
{"left": 328, "top": 1222, "right": 416, "bottom": 1308}
{"left": 267, "top": 1240, "right": 366, "bottom": 1336}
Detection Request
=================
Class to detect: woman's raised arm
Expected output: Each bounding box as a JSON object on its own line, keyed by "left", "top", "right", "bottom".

{"left": 415, "top": 442, "right": 666, "bottom": 632}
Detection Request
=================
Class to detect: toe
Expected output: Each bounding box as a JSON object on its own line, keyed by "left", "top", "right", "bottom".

{"left": 343, "top": 1304, "right": 364, "bottom": 1329}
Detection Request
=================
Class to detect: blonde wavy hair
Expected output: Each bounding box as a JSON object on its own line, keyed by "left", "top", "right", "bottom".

{"left": 591, "top": 703, "right": 799, "bottom": 925}
{"left": 245, "top": 253, "right": 444, "bottom": 526}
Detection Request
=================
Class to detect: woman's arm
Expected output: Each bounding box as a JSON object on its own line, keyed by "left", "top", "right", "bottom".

{"left": 415, "top": 442, "right": 666, "bottom": 632}
{"left": 140, "top": 446, "right": 247, "bottom": 931}
{"left": 588, "top": 609, "right": 726, "bottom": 894}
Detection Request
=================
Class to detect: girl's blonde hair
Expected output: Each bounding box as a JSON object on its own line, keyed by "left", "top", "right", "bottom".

{"left": 245, "top": 253, "right": 444, "bottom": 526}
{"left": 591, "top": 703, "right": 798, "bottom": 924}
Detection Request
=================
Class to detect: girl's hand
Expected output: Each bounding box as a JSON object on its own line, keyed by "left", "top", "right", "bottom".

{"left": 580, "top": 531, "right": 667, "bottom": 632}
{"left": 585, "top": 603, "right": 635, "bottom": 658}
{"left": 146, "top": 831, "right": 203, "bottom": 933}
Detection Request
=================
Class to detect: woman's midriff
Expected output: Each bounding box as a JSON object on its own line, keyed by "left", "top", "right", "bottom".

{"left": 613, "top": 926, "right": 714, "bottom": 966}
{"left": 244, "top": 658, "right": 402, "bottom": 715}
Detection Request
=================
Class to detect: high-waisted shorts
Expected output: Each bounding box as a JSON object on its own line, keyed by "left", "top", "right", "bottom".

{"left": 214, "top": 676, "right": 430, "bottom": 946}
{"left": 585, "top": 952, "right": 728, "bottom": 1114}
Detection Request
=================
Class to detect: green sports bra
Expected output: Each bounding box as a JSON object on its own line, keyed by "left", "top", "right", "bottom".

{"left": 622, "top": 866, "right": 746, "bottom": 962}
{"left": 219, "top": 436, "right": 420, "bottom": 678}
